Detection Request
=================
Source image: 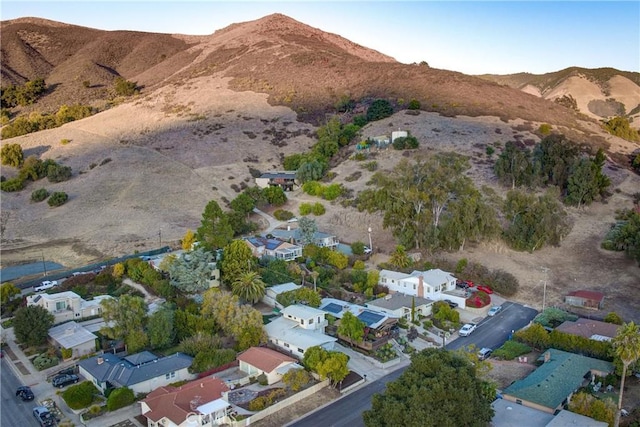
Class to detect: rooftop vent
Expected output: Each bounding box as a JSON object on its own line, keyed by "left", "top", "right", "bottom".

{"left": 97, "top": 357, "right": 104, "bottom": 365}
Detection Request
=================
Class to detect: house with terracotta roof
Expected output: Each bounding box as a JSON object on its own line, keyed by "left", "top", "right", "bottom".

{"left": 78, "top": 351, "right": 194, "bottom": 395}
{"left": 502, "top": 348, "right": 614, "bottom": 414}
{"left": 555, "top": 318, "right": 620, "bottom": 342}
{"left": 564, "top": 290, "right": 605, "bottom": 310}
{"left": 237, "top": 347, "right": 300, "bottom": 385}
{"left": 141, "top": 376, "right": 231, "bottom": 427}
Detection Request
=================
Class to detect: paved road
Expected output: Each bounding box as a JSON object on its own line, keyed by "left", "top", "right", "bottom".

{"left": 1, "top": 357, "right": 40, "bottom": 427}
{"left": 446, "top": 301, "right": 538, "bottom": 352}
{"left": 290, "top": 302, "right": 538, "bottom": 427}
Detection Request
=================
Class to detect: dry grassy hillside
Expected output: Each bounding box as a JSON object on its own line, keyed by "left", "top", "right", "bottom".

{"left": 1, "top": 14, "right": 639, "bottom": 322}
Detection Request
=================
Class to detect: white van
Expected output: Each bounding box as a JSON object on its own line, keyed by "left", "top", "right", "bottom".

{"left": 34, "top": 280, "right": 58, "bottom": 292}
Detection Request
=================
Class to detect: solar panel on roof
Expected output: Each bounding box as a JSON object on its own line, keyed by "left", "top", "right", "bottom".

{"left": 323, "top": 303, "right": 343, "bottom": 314}
{"left": 358, "top": 311, "right": 384, "bottom": 326}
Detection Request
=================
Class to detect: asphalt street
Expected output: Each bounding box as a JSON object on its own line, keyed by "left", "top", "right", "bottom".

{"left": 289, "top": 302, "right": 538, "bottom": 427}
{"left": 1, "top": 357, "right": 40, "bottom": 427}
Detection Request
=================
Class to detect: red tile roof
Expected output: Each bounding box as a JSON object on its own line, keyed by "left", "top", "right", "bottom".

{"left": 566, "top": 290, "right": 605, "bottom": 302}
{"left": 237, "top": 347, "right": 296, "bottom": 373}
{"left": 142, "top": 376, "right": 229, "bottom": 425}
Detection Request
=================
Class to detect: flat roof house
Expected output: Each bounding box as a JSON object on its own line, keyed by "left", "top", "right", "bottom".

{"left": 79, "top": 351, "right": 194, "bottom": 395}
{"left": 265, "top": 304, "right": 337, "bottom": 358}
{"left": 262, "top": 282, "right": 302, "bottom": 309}
{"left": 255, "top": 171, "right": 297, "bottom": 191}
{"left": 27, "top": 291, "right": 112, "bottom": 324}
{"left": 48, "top": 321, "right": 97, "bottom": 359}
{"left": 141, "top": 376, "right": 231, "bottom": 427}
{"left": 502, "top": 348, "right": 614, "bottom": 414}
{"left": 270, "top": 228, "right": 339, "bottom": 250}
{"left": 366, "top": 293, "right": 435, "bottom": 321}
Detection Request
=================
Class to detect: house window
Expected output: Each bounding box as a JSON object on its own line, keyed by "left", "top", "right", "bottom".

{"left": 75, "top": 313, "right": 80, "bottom": 317}
{"left": 284, "top": 343, "right": 290, "bottom": 348}
{"left": 165, "top": 371, "right": 176, "bottom": 380}
{"left": 298, "top": 348, "right": 304, "bottom": 353}
{"left": 413, "top": 284, "right": 416, "bottom": 290}
{"left": 301, "top": 319, "right": 305, "bottom": 325}
{"left": 56, "top": 301, "right": 66, "bottom": 311}
{"left": 309, "top": 318, "right": 314, "bottom": 324}
{"left": 382, "top": 278, "right": 387, "bottom": 283}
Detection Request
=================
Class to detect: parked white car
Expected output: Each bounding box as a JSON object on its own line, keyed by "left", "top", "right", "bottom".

{"left": 459, "top": 323, "right": 477, "bottom": 337}
{"left": 487, "top": 305, "right": 502, "bottom": 317}
{"left": 34, "top": 280, "right": 58, "bottom": 292}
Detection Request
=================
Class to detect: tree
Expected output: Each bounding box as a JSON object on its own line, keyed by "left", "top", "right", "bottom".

{"left": 230, "top": 192, "right": 256, "bottom": 218}
{"left": 196, "top": 200, "right": 233, "bottom": 251}
{"left": 494, "top": 141, "right": 534, "bottom": 189}
{"left": 363, "top": 349, "right": 494, "bottom": 427}
{"left": 260, "top": 258, "right": 294, "bottom": 286}
{"left": 147, "top": 307, "right": 175, "bottom": 350}
{"left": 0, "top": 143, "right": 23, "bottom": 167}
{"left": 13, "top": 305, "right": 54, "bottom": 347}
{"left": 612, "top": 322, "right": 640, "bottom": 426}
{"left": 502, "top": 189, "right": 571, "bottom": 252}
{"left": 604, "top": 312, "right": 625, "bottom": 325}
{"left": 263, "top": 185, "right": 287, "bottom": 206}
{"left": 100, "top": 295, "right": 148, "bottom": 353}
{"left": 351, "top": 241, "right": 365, "bottom": 255}
{"left": 220, "top": 240, "right": 257, "bottom": 284}
{"left": 297, "top": 160, "right": 325, "bottom": 183}
{"left": 316, "top": 352, "right": 350, "bottom": 384}
{"left": 389, "top": 245, "right": 412, "bottom": 269}
{"left": 231, "top": 271, "right": 266, "bottom": 304}
{"left": 408, "top": 99, "right": 421, "bottom": 110}
{"left": 276, "top": 287, "right": 321, "bottom": 308}
{"left": 181, "top": 229, "right": 197, "bottom": 250}
{"left": 533, "top": 134, "right": 579, "bottom": 189}
{"left": 298, "top": 217, "right": 318, "bottom": 246}
{"left": 337, "top": 311, "right": 365, "bottom": 347}
{"left": 366, "top": 99, "right": 393, "bottom": 122}
{"left": 603, "top": 116, "right": 640, "bottom": 141}
{"left": 0, "top": 282, "right": 20, "bottom": 305}
{"left": 565, "top": 158, "right": 598, "bottom": 207}
{"left": 168, "top": 247, "right": 216, "bottom": 293}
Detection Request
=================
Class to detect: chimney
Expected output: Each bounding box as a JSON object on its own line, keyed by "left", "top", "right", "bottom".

{"left": 418, "top": 276, "right": 424, "bottom": 298}
{"left": 544, "top": 351, "right": 551, "bottom": 363}
{"left": 97, "top": 357, "right": 104, "bottom": 365}
{"left": 287, "top": 225, "right": 291, "bottom": 231}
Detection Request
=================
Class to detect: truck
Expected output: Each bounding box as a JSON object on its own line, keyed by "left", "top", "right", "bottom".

{"left": 34, "top": 280, "right": 58, "bottom": 292}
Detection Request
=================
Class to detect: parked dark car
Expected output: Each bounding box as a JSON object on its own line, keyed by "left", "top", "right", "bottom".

{"left": 16, "top": 386, "right": 34, "bottom": 401}
{"left": 444, "top": 299, "right": 459, "bottom": 309}
{"left": 477, "top": 347, "right": 493, "bottom": 361}
{"left": 33, "top": 406, "right": 55, "bottom": 427}
{"left": 52, "top": 373, "right": 79, "bottom": 388}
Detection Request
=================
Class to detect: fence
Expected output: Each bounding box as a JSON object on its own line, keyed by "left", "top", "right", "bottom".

{"left": 16, "top": 246, "right": 172, "bottom": 289}
{"left": 229, "top": 379, "right": 330, "bottom": 427}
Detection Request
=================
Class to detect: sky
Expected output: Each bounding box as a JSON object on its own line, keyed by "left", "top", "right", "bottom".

{"left": 1, "top": 1, "right": 639, "bottom": 75}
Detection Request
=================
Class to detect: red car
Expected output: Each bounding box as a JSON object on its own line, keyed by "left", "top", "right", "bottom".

{"left": 477, "top": 285, "right": 493, "bottom": 294}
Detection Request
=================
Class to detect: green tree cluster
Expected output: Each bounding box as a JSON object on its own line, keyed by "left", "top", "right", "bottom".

{"left": 62, "top": 382, "right": 99, "bottom": 410}
{"left": 1, "top": 78, "right": 47, "bottom": 108}
{"left": 276, "top": 287, "right": 322, "bottom": 308}
{"left": 106, "top": 387, "right": 135, "bottom": 411}
{"left": 1, "top": 143, "right": 24, "bottom": 167}
{"left": 231, "top": 271, "right": 266, "bottom": 303}
{"left": 337, "top": 311, "right": 365, "bottom": 346}
{"left": 100, "top": 295, "right": 148, "bottom": 353}
{"left": 366, "top": 99, "right": 394, "bottom": 122}
{"left": 392, "top": 135, "right": 419, "bottom": 150}
{"left": 603, "top": 116, "right": 639, "bottom": 141}
{"left": 47, "top": 191, "right": 69, "bottom": 207}
{"left": 13, "top": 305, "right": 54, "bottom": 347}
{"left": 302, "top": 346, "right": 349, "bottom": 384}
{"left": 197, "top": 200, "right": 234, "bottom": 251}
{"left": 113, "top": 77, "right": 138, "bottom": 96}
{"left": 124, "top": 257, "right": 173, "bottom": 298}
{"left": 601, "top": 210, "right": 640, "bottom": 266}
{"left": 363, "top": 349, "right": 494, "bottom": 427}
{"left": 282, "top": 368, "right": 311, "bottom": 391}
{"left": 1, "top": 104, "right": 93, "bottom": 139}
{"left": 513, "top": 323, "right": 612, "bottom": 360}
{"left": 220, "top": 239, "right": 257, "bottom": 284}
{"left": 569, "top": 392, "right": 616, "bottom": 426}
{"left": 168, "top": 247, "right": 217, "bottom": 293}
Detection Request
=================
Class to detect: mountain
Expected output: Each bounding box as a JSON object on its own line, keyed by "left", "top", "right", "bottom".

{"left": 1, "top": 14, "right": 595, "bottom": 130}
{"left": 1, "top": 14, "right": 639, "bottom": 317}
{"left": 478, "top": 67, "right": 640, "bottom": 122}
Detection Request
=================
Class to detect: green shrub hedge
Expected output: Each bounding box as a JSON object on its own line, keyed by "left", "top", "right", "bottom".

{"left": 492, "top": 340, "right": 531, "bottom": 360}
{"left": 106, "top": 387, "right": 135, "bottom": 411}
{"left": 33, "top": 353, "right": 59, "bottom": 370}
{"left": 63, "top": 381, "right": 100, "bottom": 410}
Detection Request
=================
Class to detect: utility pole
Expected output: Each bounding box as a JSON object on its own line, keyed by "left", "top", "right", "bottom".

{"left": 159, "top": 229, "right": 162, "bottom": 247}
{"left": 541, "top": 267, "right": 549, "bottom": 311}
{"left": 41, "top": 251, "right": 47, "bottom": 277}
{"left": 368, "top": 226, "right": 373, "bottom": 252}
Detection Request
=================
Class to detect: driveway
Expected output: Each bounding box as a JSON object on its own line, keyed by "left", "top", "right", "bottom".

{"left": 446, "top": 301, "right": 538, "bottom": 352}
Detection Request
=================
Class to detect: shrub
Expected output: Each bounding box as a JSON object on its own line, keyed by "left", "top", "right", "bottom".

{"left": 487, "top": 269, "right": 519, "bottom": 297}
{"left": 33, "top": 353, "right": 59, "bottom": 370}
{"left": 603, "top": 312, "right": 624, "bottom": 325}
{"left": 273, "top": 209, "right": 294, "bottom": 221}
{"left": 1, "top": 143, "right": 24, "bottom": 167}
{"left": 190, "top": 348, "right": 236, "bottom": 373}
{"left": 363, "top": 161, "right": 378, "bottom": 172}
{"left": 486, "top": 146, "right": 495, "bottom": 156}
{"left": 63, "top": 381, "right": 99, "bottom": 410}
{"left": 408, "top": 99, "right": 421, "bottom": 110}
{"left": 422, "top": 319, "right": 433, "bottom": 329}
{"left": 257, "top": 373, "right": 268, "bottom": 386}
{"left": 48, "top": 192, "right": 69, "bottom": 207}
{"left": 466, "top": 291, "right": 491, "bottom": 308}
{"left": 538, "top": 124, "right": 552, "bottom": 135}
{"left": 455, "top": 258, "right": 468, "bottom": 274}
{"left": 312, "top": 202, "right": 325, "bottom": 215}
{"left": 47, "top": 163, "right": 72, "bottom": 182}
{"left": 302, "top": 181, "right": 324, "bottom": 196}
{"left": 299, "top": 203, "right": 313, "bottom": 216}
{"left": 114, "top": 77, "right": 138, "bottom": 96}
{"left": 31, "top": 188, "right": 49, "bottom": 202}
{"left": 322, "top": 184, "right": 343, "bottom": 200}
{"left": 106, "top": 387, "right": 135, "bottom": 411}
{"left": 351, "top": 241, "right": 365, "bottom": 255}
{"left": 248, "top": 395, "right": 270, "bottom": 411}
{"left": 1, "top": 177, "right": 25, "bottom": 192}
{"left": 492, "top": 340, "right": 531, "bottom": 360}
{"left": 60, "top": 139, "right": 71, "bottom": 145}
{"left": 282, "top": 368, "right": 311, "bottom": 391}
{"left": 60, "top": 347, "right": 73, "bottom": 360}
{"left": 366, "top": 99, "right": 393, "bottom": 122}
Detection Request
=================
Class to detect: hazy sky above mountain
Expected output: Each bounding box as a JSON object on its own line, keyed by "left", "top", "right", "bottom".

{"left": 3, "top": 1, "right": 639, "bottom": 75}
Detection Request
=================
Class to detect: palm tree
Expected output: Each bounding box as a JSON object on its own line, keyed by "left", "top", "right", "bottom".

{"left": 231, "top": 271, "right": 266, "bottom": 304}
{"left": 389, "top": 245, "right": 411, "bottom": 269}
{"left": 612, "top": 321, "right": 640, "bottom": 427}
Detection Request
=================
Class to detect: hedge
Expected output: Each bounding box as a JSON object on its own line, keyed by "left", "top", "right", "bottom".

{"left": 106, "top": 387, "right": 135, "bottom": 411}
